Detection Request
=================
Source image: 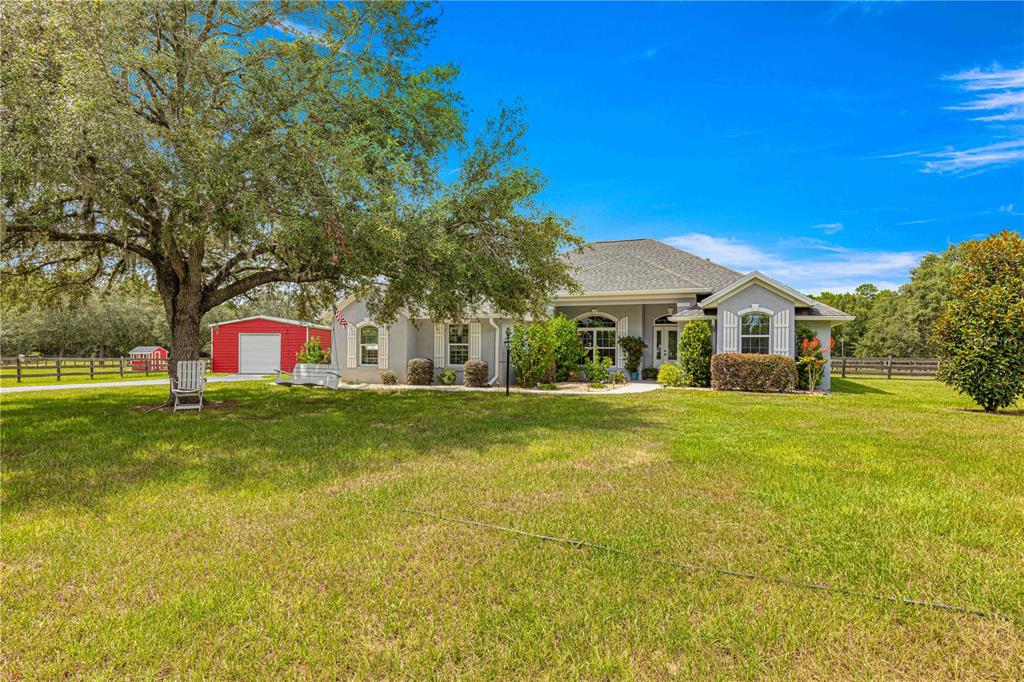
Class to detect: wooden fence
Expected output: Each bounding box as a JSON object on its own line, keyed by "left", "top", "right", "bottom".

{"left": 836, "top": 356, "right": 941, "bottom": 379}
{"left": 0, "top": 356, "right": 211, "bottom": 383}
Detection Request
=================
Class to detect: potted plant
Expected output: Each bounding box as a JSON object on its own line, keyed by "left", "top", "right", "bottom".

{"left": 617, "top": 335, "right": 647, "bottom": 380}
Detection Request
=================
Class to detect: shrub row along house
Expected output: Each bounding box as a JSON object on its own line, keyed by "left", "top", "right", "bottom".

{"left": 329, "top": 239, "right": 854, "bottom": 389}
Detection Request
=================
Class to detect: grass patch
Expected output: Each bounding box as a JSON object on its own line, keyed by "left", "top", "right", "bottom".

{"left": 2, "top": 379, "right": 1022, "bottom": 677}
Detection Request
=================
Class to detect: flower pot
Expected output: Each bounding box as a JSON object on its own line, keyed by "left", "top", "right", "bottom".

{"left": 629, "top": 370, "right": 639, "bottom": 380}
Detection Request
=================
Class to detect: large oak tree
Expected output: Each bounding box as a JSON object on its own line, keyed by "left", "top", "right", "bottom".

{"left": 2, "top": 1, "right": 579, "bottom": 382}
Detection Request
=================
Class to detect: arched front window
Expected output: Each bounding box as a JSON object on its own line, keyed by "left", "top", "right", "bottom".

{"left": 359, "top": 326, "right": 379, "bottom": 365}
{"left": 740, "top": 313, "right": 770, "bottom": 354}
{"left": 576, "top": 315, "right": 616, "bottom": 364}
{"left": 653, "top": 315, "right": 673, "bottom": 325}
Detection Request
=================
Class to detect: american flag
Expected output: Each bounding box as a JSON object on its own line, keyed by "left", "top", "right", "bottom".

{"left": 334, "top": 307, "right": 348, "bottom": 328}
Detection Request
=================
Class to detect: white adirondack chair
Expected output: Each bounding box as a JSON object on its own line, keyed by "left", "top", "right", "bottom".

{"left": 171, "top": 360, "right": 207, "bottom": 412}
{"left": 274, "top": 364, "right": 340, "bottom": 389}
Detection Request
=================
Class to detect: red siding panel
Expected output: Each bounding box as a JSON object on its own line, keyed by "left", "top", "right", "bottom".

{"left": 211, "top": 318, "right": 332, "bottom": 373}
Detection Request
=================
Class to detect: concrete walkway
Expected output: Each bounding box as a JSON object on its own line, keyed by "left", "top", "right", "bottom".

{"left": 0, "top": 374, "right": 256, "bottom": 394}
{"left": 330, "top": 380, "right": 662, "bottom": 396}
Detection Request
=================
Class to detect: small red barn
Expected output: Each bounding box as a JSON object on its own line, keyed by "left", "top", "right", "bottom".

{"left": 210, "top": 316, "right": 332, "bottom": 374}
{"left": 128, "top": 345, "right": 168, "bottom": 372}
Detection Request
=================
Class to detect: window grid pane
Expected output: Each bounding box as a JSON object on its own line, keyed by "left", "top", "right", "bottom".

{"left": 360, "top": 326, "right": 379, "bottom": 365}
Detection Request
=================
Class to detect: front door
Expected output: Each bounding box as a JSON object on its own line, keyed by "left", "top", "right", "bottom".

{"left": 654, "top": 327, "right": 678, "bottom": 366}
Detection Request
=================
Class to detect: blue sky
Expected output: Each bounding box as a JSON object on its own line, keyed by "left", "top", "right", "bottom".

{"left": 412, "top": 1, "right": 1023, "bottom": 293}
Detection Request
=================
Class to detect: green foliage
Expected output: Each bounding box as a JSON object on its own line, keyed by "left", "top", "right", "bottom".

{"left": 582, "top": 356, "right": 613, "bottom": 385}
{"left": 677, "top": 321, "right": 712, "bottom": 387}
{"left": 548, "top": 315, "right": 586, "bottom": 381}
{"left": 295, "top": 338, "right": 330, "bottom": 365}
{"left": 379, "top": 370, "right": 398, "bottom": 386}
{"left": 437, "top": 368, "right": 457, "bottom": 385}
{"left": 0, "top": 292, "right": 169, "bottom": 356}
{"left": 406, "top": 358, "right": 434, "bottom": 385}
{"left": 934, "top": 231, "right": 1024, "bottom": 412}
{"left": 610, "top": 371, "right": 628, "bottom": 386}
{"left": 856, "top": 247, "right": 959, "bottom": 357}
{"left": 508, "top": 321, "right": 557, "bottom": 387}
{"left": 642, "top": 367, "right": 660, "bottom": 380}
{"left": 1, "top": 1, "right": 580, "bottom": 367}
{"left": 656, "top": 363, "right": 684, "bottom": 387}
{"left": 711, "top": 353, "right": 798, "bottom": 392}
{"left": 795, "top": 325, "right": 825, "bottom": 390}
{"left": 616, "top": 335, "right": 647, "bottom": 373}
{"left": 813, "top": 284, "right": 879, "bottom": 356}
{"left": 463, "top": 360, "right": 489, "bottom": 387}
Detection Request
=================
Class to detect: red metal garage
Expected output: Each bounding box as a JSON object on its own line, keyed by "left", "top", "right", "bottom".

{"left": 210, "top": 316, "right": 333, "bottom": 374}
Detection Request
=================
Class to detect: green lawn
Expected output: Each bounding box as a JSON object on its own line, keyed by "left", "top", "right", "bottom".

{"left": 2, "top": 379, "right": 1022, "bottom": 678}
{"left": 0, "top": 368, "right": 224, "bottom": 388}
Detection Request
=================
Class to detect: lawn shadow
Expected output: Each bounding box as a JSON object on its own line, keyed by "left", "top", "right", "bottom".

{"left": 830, "top": 378, "right": 890, "bottom": 395}
{"left": 1, "top": 382, "right": 659, "bottom": 514}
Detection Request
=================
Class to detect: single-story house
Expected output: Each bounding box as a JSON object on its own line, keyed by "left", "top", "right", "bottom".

{"left": 211, "top": 316, "right": 332, "bottom": 374}
{"left": 329, "top": 238, "right": 854, "bottom": 389}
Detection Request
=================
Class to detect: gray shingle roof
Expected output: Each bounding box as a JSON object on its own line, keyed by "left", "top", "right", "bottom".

{"left": 562, "top": 239, "right": 742, "bottom": 294}
{"left": 128, "top": 346, "right": 164, "bottom": 354}
{"left": 802, "top": 300, "right": 855, "bottom": 318}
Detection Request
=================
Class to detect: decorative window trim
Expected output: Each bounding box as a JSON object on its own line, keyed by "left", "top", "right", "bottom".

{"left": 574, "top": 312, "right": 618, "bottom": 365}
{"left": 739, "top": 311, "right": 772, "bottom": 355}
{"left": 357, "top": 322, "right": 379, "bottom": 367}
{"left": 447, "top": 322, "right": 470, "bottom": 367}
{"left": 573, "top": 309, "right": 619, "bottom": 323}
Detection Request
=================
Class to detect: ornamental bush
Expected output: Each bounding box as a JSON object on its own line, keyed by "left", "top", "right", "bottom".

{"left": 406, "top": 357, "right": 433, "bottom": 385}
{"left": 295, "top": 337, "right": 330, "bottom": 365}
{"left": 509, "top": 322, "right": 556, "bottom": 387}
{"left": 656, "top": 362, "right": 684, "bottom": 387}
{"left": 582, "top": 355, "right": 613, "bottom": 385}
{"left": 549, "top": 315, "right": 586, "bottom": 381}
{"left": 711, "top": 353, "right": 797, "bottom": 392}
{"left": 677, "top": 321, "right": 712, "bottom": 387}
{"left": 379, "top": 369, "right": 398, "bottom": 385}
{"left": 438, "top": 368, "right": 457, "bottom": 385}
{"left": 617, "top": 335, "right": 647, "bottom": 373}
{"left": 464, "top": 360, "right": 489, "bottom": 387}
{"left": 934, "top": 230, "right": 1024, "bottom": 412}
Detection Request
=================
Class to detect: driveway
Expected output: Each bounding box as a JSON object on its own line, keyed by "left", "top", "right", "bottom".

{"left": 0, "top": 374, "right": 257, "bottom": 394}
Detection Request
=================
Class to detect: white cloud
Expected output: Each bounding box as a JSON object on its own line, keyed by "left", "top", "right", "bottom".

{"left": 812, "top": 222, "right": 844, "bottom": 235}
{"left": 885, "top": 65, "right": 1024, "bottom": 174}
{"left": 1000, "top": 203, "right": 1024, "bottom": 216}
{"left": 920, "top": 139, "right": 1024, "bottom": 174}
{"left": 662, "top": 232, "right": 924, "bottom": 294}
{"left": 273, "top": 17, "right": 326, "bottom": 40}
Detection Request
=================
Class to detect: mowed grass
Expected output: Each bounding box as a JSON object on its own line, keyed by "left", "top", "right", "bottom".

{"left": 0, "top": 368, "right": 224, "bottom": 388}
{"left": 2, "top": 379, "right": 1022, "bottom": 678}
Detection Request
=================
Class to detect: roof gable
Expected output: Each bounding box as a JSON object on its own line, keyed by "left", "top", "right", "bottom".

{"left": 699, "top": 271, "right": 816, "bottom": 308}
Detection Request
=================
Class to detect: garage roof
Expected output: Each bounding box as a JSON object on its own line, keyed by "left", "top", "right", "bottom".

{"left": 209, "top": 315, "right": 331, "bottom": 330}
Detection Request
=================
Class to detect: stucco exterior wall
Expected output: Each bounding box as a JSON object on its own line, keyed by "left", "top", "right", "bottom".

{"left": 802, "top": 319, "right": 834, "bottom": 391}
{"left": 712, "top": 283, "right": 796, "bottom": 357}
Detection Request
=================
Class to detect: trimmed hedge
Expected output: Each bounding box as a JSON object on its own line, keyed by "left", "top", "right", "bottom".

{"left": 464, "top": 360, "right": 489, "bottom": 387}
{"left": 406, "top": 357, "right": 433, "bottom": 385}
{"left": 379, "top": 369, "right": 398, "bottom": 385}
{"left": 711, "top": 353, "right": 797, "bottom": 392}
{"left": 656, "top": 362, "right": 684, "bottom": 387}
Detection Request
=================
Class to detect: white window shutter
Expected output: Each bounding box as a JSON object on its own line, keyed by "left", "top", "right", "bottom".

{"left": 378, "top": 324, "right": 389, "bottom": 369}
{"left": 346, "top": 325, "right": 357, "bottom": 368}
{"left": 433, "top": 323, "right": 445, "bottom": 367}
{"left": 773, "top": 310, "right": 790, "bottom": 356}
{"left": 722, "top": 311, "right": 739, "bottom": 353}
{"left": 615, "top": 317, "right": 628, "bottom": 367}
{"left": 469, "top": 322, "right": 481, "bottom": 361}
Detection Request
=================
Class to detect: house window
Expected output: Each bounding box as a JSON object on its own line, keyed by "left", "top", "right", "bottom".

{"left": 448, "top": 323, "right": 469, "bottom": 365}
{"left": 576, "top": 315, "right": 617, "bottom": 364}
{"left": 359, "top": 326, "right": 379, "bottom": 365}
{"left": 740, "top": 312, "right": 771, "bottom": 354}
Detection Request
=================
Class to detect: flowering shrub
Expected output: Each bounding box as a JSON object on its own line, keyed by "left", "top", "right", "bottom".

{"left": 797, "top": 334, "right": 827, "bottom": 390}
{"left": 464, "top": 360, "right": 488, "bottom": 387}
{"left": 295, "top": 337, "right": 330, "bottom": 365}
{"left": 617, "top": 335, "right": 647, "bottom": 373}
{"left": 711, "top": 353, "right": 797, "bottom": 392}
{"left": 406, "top": 357, "right": 433, "bottom": 385}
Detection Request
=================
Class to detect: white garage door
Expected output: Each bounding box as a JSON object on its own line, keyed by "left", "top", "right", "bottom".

{"left": 238, "top": 333, "right": 281, "bottom": 374}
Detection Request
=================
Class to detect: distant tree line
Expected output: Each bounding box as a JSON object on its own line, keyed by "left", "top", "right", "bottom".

{"left": 814, "top": 245, "right": 959, "bottom": 357}
{"left": 0, "top": 285, "right": 309, "bottom": 357}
